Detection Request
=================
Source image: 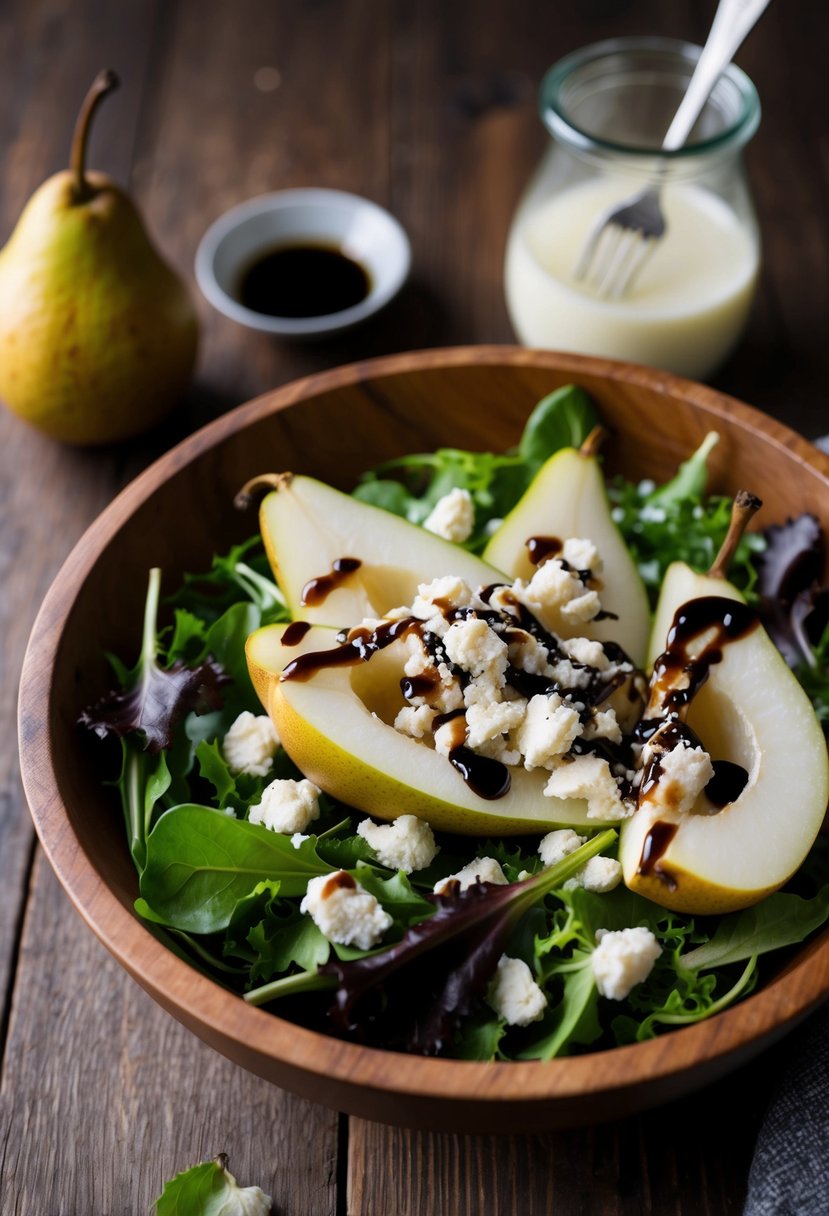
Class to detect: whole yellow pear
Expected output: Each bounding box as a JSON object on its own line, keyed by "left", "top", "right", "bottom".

{"left": 0, "top": 70, "right": 199, "bottom": 445}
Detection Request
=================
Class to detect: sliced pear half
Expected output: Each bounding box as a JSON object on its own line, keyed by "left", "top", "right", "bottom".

{"left": 620, "top": 609, "right": 829, "bottom": 913}
{"left": 646, "top": 560, "right": 744, "bottom": 671}
{"left": 483, "top": 441, "right": 650, "bottom": 665}
{"left": 622, "top": 494, "right": 829, "bottom": 916}
{"left": 246, "top": 621, "right": 620, "bottom": 836}
{"left": 253, "top": 473, "right": 503, "bottom": 627}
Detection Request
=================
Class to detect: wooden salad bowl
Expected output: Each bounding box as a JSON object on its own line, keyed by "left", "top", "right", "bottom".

{"left": 18, "top": 346, "right": 829, "bottom": 1133}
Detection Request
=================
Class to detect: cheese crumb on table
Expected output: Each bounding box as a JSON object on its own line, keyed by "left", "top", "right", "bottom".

{"left": 249, "top": 777, "right": 321, "bottom": 834}
{"left": 222, "top": 711, "right": 280, "bottom": 777}
{"left": 422, "top": 488, "right": 475, "bottom": 543}
{"left": 356, "top": 814, "right": 439, "bottom": 873}
{"left": 591, "top": 927, "right": 662, "bottom": 1000}
{"left": 301, "top": 871, "right": 393, "bottom": 949}
{"left": 434, "top": 856, "right": 508, "bottom": 894}
{"left": 486, "top": 955, "right": 548, "bottom": 1026}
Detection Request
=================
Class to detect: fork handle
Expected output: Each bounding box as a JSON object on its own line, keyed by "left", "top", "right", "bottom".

{"left": 661, "top": 0, "right": 772, "bottom": 152}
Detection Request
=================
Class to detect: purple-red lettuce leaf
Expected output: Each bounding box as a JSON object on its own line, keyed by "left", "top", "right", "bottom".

{"left": 319, "top": 830, "right": 616, "bottom": 1055}
{"left": 757, "top": 514, "right": 825, "bottom": 666}
{"left": 79, "top": 567, "right": 229, "bottom": 754}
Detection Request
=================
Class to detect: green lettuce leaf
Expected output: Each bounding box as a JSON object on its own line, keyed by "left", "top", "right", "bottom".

{"left": 140, "top": 805, "right": 334, "bottom": 933}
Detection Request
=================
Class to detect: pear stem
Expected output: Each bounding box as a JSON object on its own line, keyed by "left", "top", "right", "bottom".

{"left": 708, "top": 489, "right": 762, "bottom": 580}
{"left": 70, "top": 69, "right": 120, "bottom": 203}
{"left": 579, "top": 425, "right": 608, "bottom": 459}
{"left": 234, "top": 471, "right": 294, "bottom": 511}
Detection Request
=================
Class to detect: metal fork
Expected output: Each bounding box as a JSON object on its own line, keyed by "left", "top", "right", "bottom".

{"left": 574, "top": 0, "right": 772, "bottom": 300}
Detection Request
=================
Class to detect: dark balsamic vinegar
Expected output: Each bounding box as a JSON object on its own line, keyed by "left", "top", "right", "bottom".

{"left": 238, "top": 244, "right": 371, "bottom": 318}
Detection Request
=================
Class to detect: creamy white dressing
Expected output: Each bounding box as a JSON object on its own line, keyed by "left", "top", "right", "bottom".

{"left": 505, "top": 177, "right": 759, "bottom": 380}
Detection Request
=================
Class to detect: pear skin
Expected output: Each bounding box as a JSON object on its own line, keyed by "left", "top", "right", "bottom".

{"left": 0, "top": 71, "right": 198, "bottom": 445}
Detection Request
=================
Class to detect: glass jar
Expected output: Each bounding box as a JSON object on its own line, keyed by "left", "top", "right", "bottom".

{"left": 504, "top": 38, "right": 761, "bottom": 381}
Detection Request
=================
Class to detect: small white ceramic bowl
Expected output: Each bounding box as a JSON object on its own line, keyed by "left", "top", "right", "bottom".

{"left": 195, "top": 188, "right": 411, "bottom": 339}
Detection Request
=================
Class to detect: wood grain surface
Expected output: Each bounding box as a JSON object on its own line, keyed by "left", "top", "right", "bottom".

{"left": 2, "top": 0, "right": 829, "bottom": 1213}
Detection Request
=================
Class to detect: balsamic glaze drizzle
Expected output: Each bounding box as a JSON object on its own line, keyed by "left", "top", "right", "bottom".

{"left": 300, "top": 557, "right": 362, "bottom": 607}
{"left": 635, "top": 596, "right": 758, "bottom": 877}
{"left": 281, "top": 620, "right": 312, "bottom": 646}
{"left": 282, "top": 575, "right": 754, "bottom": 820}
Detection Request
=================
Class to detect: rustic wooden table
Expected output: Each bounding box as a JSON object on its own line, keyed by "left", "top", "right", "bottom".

{"left": 2, "top": 1, "right": 828, "bottom": 1212}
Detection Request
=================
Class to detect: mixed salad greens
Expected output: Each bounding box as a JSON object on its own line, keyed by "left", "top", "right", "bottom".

{"left": 81, "top": 387, "right": 829, "bottom": 1060}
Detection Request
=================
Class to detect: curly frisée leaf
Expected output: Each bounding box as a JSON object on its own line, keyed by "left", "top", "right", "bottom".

{"left": 79, "top": 567, "right": 228, "bottom": 753}
{"left": 155, "top": 1153, "right": 272, "bottom": 1215}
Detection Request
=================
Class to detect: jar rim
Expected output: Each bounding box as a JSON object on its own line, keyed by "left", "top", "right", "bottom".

{"left": 540, "top": 36, "right": 761, "bottom": 159}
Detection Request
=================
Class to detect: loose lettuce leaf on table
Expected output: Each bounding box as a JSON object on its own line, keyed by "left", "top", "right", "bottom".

{"left": 155, "top": 1154, "right": 272, "bottom": 1216}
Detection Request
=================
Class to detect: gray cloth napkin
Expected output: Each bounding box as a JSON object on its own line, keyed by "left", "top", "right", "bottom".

{"left": 743, "top": 1002, "right": 829, "bottom": 1215}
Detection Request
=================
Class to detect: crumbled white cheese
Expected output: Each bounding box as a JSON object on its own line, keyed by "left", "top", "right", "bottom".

{"left": 546, "top": 657, "right": 593, "bottom": 690}
{"left": 434, "top": 856, "right": 508, "bottom": 894}
{"left": 515, "top": 693, "right": 582, "bottom": 770}
{"left": 443, "top": 616, "right": 509, "bottom": 681}
{"left": 506, "top": 629, "right": 555, "bottom": 676}
{"left": 486, "top": 956, "right": 548, "bottom": 1026}
{"left": 513, "top": 559, "right": 601, "bottom": 633}
{"left": 474, "top": 734, "right": 522, "bottom": 766}
{"left": 249, "top": 778, "right": 321, "bottom": 834}
{"left": 222, "top": 711, "right": 279, "bottom": 777}
{"left": 301, "top": 871, "right": 393, "bottom": 949}
{"left": 561, "top": 636, "right": 608, "bottom": 670}
{"left": 648, "top": 741, "right": 715, "bottom": 815}
{"left": 413, "top": 575, "right": 475, "bottom": 616}
{"left": 402, "top": 636, "right": 463, "bottom": 711}
{"left": 433, "top": 716, "right": 465, "bottom": 758}
{"left": 591, "top": 927, "right": 662, "bottom": 999}
{"left": 393, "top": 704, "right": 437, "bottom": 738}
{"left": 290, "top": 832, "right": 310, "bottom": 848}
{"left": 538, "top": 828, "right": 586, "bottom": 867}
{"left": 582, "top": 708, "right": 622, "bottom": 744}
{"left": 465, "top": 699, "right": 526, "bottom": 750}
{"left": 356, "top": 814, "right": 439, "bottom": 873}
{"left": 423, "top": 488, "right": 475, "bottom": 543}
{"left": 544, "top": 754, "right": 632, "bottom": 821}
{"left": 562, "top": 537, "right": 601, "bottom": 573}
{"left": 563, "top": 855, "right": 623, "bottom": 893}
{"left": 462, "top": 669, "right": 507, "bottom": 708}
